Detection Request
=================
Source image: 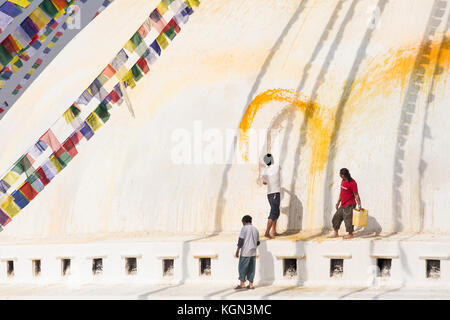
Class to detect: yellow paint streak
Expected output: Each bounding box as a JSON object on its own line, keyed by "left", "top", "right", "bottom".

{"left": 350, "top": 38, "right": 450, "bottom": 106}
{"left": 239, "top": 88, "right": 332, "bottom": 177}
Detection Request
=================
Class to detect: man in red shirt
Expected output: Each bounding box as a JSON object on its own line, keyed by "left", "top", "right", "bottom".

{"left": 329, "top": 168, "right": 362, "bottom": 239}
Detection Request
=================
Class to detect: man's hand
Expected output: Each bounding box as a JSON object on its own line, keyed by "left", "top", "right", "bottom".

{"left": 335, "top": 202, "right": 340, "bottom": 210}
{"left": 235, "top": 249, "right": 240, "bottom": 258}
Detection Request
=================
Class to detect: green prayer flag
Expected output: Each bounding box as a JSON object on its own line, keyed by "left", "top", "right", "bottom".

{"left": 39, "top": 0, "right": 59, "bottom": 19}
{"left": 130, "top": 32, "right": 143, "bottom": 47}
{"left": 97, "top": 73, "right": 109, "bottom": 86}
{"left": 164, "top": 26, "right": 177, "bottom": 41}
{"left": 11, "top": 161, "right": 25, "bottom": 175}
{"left": 131, "top": 64, "right": 143, "bottom": 82}
{"left": 57, "top": 151, "right": 72, "bottom": 168}
{"left": 70, "top": 105, "right": 81, "bottom": 117}
{"left": 11, "top": 156, "right": 32, "bottom": 175}
{"left": 94, "top": 104, "right": 110, "bottom": 123}
{"left": 0, "top": 45, "right": 13, "bottom": 67}
{"left": 162, "top": 0, "right": 174, "bottom": 6}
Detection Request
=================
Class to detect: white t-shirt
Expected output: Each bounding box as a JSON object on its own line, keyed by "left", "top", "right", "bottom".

{"left": 239, "top": 224, "right": 260, "bottom": 257}
{"left": 262, "top": 164, "right": 281, "bottom": 194}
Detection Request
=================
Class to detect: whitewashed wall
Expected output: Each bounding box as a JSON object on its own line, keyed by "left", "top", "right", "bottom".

{"left": 0, "top": 0, "right": 449, "bottom": 240}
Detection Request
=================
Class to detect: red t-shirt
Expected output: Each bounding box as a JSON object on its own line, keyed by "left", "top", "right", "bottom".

{"left": 340, "top": 179, "right": 358, "bottom": 207}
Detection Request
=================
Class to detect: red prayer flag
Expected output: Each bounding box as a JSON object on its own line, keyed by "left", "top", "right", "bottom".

{"left": 1, "top": 35, "right": 20, "bottom": 54}
{"left": 63, "top": 138, "right": 78, "bottom": 158}
{"left": 36, "top": 167, "right": 50, "bottom": 186}
{"left": 137, "top": 58, "right": 149, "bottom": 74}
{"left": 70, "top": 131, "right": 83, "bottom": 145}
{"left": 109, "top": 90, "right": 120, "bottom": 103}
{"left": 19, "top": 181, "right": 38, "bottom": 201}
{"left": 169, "top": 18, "right": 181, "bottom": 33}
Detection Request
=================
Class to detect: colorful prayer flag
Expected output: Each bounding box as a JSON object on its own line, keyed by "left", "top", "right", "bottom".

{"left": 156, "top": 33, "right": 169, "bottom": 50}
{"left": 19, "top": 181, "right": 38, "bottom": 201}
{"left": 11, "top": 190, "right": 29, "bottom": 209}
{"left": 0, "top": 208, "right": 11, "bottom": 226}
{"left": 94, "top": 103, "right": 110, "bottom": 123}
{"left": 3, "top": 171, "right": 19, "bottom": 186}
{"left": 1, "top": 194, "right": 20, "bottom": 217}
{"left": 86, "top": 112, "right": 103, "bottom": 131}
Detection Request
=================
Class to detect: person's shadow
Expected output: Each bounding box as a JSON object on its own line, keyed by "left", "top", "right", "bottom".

{"left": 280, "top": 187, "right": 303, "bottom": 234}
{"left": 257, "top": 241, "right": 275, "bottom": 286}
{"left": 354, "top": 216, "right": 382, "bottom": 238}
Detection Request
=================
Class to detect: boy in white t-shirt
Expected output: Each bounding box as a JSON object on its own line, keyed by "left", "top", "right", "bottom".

{"left": 235, "top": 215, "right": 260, "bottom": 290}
{"left": 261, "top": 154, "right": 281, "bottom": 239}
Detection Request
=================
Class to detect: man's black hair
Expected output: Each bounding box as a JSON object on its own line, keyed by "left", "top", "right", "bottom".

{"left": 263, "top": 153, "right": 273, "bottom": 166}
{"left": 242, "top": 215, "right": 252, "bottom": 223}
{"left": 340, "top": 168, "right": 353, "bottom": 182}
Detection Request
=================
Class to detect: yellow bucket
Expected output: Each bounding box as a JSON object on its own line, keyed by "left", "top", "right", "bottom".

{"left": 352, "top": 208, "right": 368, "bottom": 227}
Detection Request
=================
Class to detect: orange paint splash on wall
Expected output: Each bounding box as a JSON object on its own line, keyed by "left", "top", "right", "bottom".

{"left": 349, "top": 38, "right": 450, "bottom": 107}
{"left": 239, "top": 88, "right": 332, "bottom": 176}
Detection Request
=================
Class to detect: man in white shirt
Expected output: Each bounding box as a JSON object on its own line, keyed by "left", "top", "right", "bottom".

{"left": 261, "top": 154, "right": 281, "bottom": 239}
{"left": 235, "top": 215, "right": 260, "bottom": 290}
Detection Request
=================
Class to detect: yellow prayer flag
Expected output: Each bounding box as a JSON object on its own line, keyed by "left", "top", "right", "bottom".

{"left": 49, "top": 156, "right": 63, "bottom": 173}
{"left": 1, "top": 195, "right": 20, "bottom": 218}
{"left": 11, "top": 64, "right": 20, "bottom": 73}
{"left": 30, "top": 7, "right": 51, "bottom": 30}
{"left": 156, "top": 33, "right": 169, "bottom": 50}
{"left": 124, "top": 40, "right": 136, "bottom": 53}
{"left": 48, "top": 42, "right": 55, "bottom": 49}
{"left": 63, "top": 109, "right": 75, "bottom": 124}
{"left": 115, "top": 66, "right": 128, "bottom": 80}
{"left": 187, "top": 0, "right": 200, "bottom": 8}
{"left": 28, "top": 69, "right": 36, "bottom": 75}
{"left": 157, "top": 2, "right": 169, "bottom": 15}
{"left": 0, "top": 81, "right": 4, "bottom": 89}
{"left": 122, "top": 70, "right": 136, "bottom": 89}
{"left": 39, "top": 34, "right": 47, "bottom": 42}
{"left": 86, "top": 112, "right": 103, "bottom": 132}
{"left": 3, "top": 171, "right": 19, "bottom": 186}
{"left": 9, "top": 0, "right": 31, "bottom": 8}
{"left": 11, "top": 55, "right": 19, "bottom": 64}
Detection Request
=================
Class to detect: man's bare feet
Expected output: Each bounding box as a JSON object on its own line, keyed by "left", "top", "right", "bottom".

{"left": 328, "top": 233, "right": 339, "bottom": 238}
{"left": 272, "top": 232, "right": 281, "bottom": 237}
{"left": 343, "top": 234, "right": 354, "bottom": 239}
{"left": 264, "top": 233, "right": 273, "bottom": 239}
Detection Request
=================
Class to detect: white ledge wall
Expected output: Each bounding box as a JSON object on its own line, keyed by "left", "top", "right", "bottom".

{"left": 0, "top": 0, "right": 449, "bottom": 240}
{"left": 0, "top": 239, "right": 448, "bottom": 287}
